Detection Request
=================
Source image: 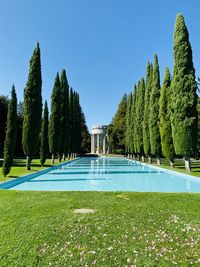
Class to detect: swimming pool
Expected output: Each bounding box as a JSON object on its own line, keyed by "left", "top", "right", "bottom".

{"left": 1, "top": 157, "right": 200, "bottom": 192}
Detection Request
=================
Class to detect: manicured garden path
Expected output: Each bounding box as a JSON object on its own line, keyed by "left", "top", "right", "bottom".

{"left": 0, "top": 191, "right": 200, "bottom": 266}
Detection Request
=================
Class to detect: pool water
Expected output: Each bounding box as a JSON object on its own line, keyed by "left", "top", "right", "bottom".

{"left": 2, "top": 157, "right": 200, "bottom": 192}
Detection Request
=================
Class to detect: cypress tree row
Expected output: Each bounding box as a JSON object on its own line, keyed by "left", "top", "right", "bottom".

{"left": 125, "top": 92, "right": 132, "bottom": 154}
{"left": 60, "top": 69, "right": 69, "bottom": 160}
{"left": 149, "top": 54, "right": 162, "bottom": 165}
{"left": 49, "top": 73, "right": 61, "bottom": 164}
{"left": 22, "top": 43, "right": 42, "bottom": 170}
{"left": 171, "top": 14, "right": 198, "bottom": 171}
{"left": 159, "top": 68, "right": 175, "bottom": 167}
{"left": 143, "top": 62, "right": 153, "bottom": 163}
{"left": 40, "top": 101, "right": 49, "bottom": 166}
{"left": 135, "top": 78, "right": 145, "bottom": 160}
{"left": 2, "top": 86, "right": 17, "bottom": 177}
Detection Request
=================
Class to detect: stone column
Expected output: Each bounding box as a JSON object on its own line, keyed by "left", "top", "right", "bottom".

{"left": 103, "top": 136, "right": 106, "bottom": 154}
{"left": 97, "top": 134, "right": 100, "bottom": 154}
{"left": 91, "top": 134, "right": 95, "bottom": 153}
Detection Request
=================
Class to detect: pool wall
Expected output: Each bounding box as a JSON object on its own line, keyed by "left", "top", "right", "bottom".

{"left": 0, "top": 158, "right": 80, "bottom": 190}
{"left": 126, "top": 158, "right": 200, "bottom": 184}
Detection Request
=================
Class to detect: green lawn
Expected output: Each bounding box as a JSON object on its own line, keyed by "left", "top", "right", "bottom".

{"left": 0, "top": 191, "right": 200, "bottom": 266}
{"left": 0, "top": 158, "right": 66, "bottom": 183}
{"left": 151, "top": 158, "right": 200, "bottom": 178}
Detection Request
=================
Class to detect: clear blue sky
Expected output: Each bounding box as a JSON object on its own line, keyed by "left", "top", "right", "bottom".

{"left": 1, "top": 0, "right": 200, "bottom": 131}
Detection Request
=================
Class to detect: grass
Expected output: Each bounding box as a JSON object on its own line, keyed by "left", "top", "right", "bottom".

{"left": 0, "top": 158, "right": 65, "bottom": 183}
{"left": 0, "top": 191, "right": 200, "bottom": 266}
{"left": 150, "top": 158, "right": 200, "bottom": 178}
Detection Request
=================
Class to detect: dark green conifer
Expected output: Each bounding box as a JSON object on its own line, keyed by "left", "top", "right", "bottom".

{"left": 149, "top": 54, "right": 162, "bottom": 165}
{"left": 22, "top": 43, "right": 42, "bottom": 170}
{"left": 143, "top": 62, "right": 153, "bottom": 163}
{"left": 159, "top": 68, "right": 175, "bottom": 167}
{"left": 125, "top": 92, "right": 132, "bottom": 154}
{"left": 40, "top": 101, "right": 49, "bottom": 166}
{"left": 0, "top": 96, "right": 9, "bottom": 157}
{"left": 69, "top": 88, "right": 75, "bottom": 156}
{"left": 2, "top": 86, "right": 17, "bottom": 177}
{"left": 171, "top": 14, "right": 198, "bottom": 171}
{"left": 74, "top": 92, "right": 82, "bottom": 153}
{"left": 135, "top": 78, "right": 145, "bottom": 160}
{"left": 132, "top": 84, "right": 138, "bottom": 156}
{"left": 60, "top": 69, "right": 69, "bottom": 160}
{"left": 49, "top": 73, "right": 61, "bottom": 164}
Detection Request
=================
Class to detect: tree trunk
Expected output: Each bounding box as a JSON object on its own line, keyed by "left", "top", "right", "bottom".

{"left": 58, "top": 153, "right": 61, "bottom": 162}
{"left": 138, "top": 154, "right": 141, "bottom": 161}
{"left": 141, "top": 155, "right": 145, "bottom": 162}
{"left": 184, "top": 157, "right": 191, "bottom": 172}
{"left": 51, "top": 153, "right": 55, "bottom": 165}
{"left": 26, "top": 155, "right": 31, "bottom": 170}
{"left": 62, "top": 153, "right": 66, "bottom": 161}
{"left": 169, "top": 160, "right": 174, "bottom": 168}
{"left": 148, "top": 156, "right": 152, "bottom": 164}
{"left": 156, "top": 156, "right": 161, "bottom": 166}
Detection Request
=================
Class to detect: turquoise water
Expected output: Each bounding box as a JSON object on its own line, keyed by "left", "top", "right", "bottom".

{"left": 2, "top": 157, "right": 200, "bottom": 192}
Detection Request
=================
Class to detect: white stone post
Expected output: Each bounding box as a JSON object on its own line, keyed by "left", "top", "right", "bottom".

{"left": 91, "top": 134, "right": 95, "bottom": 153}
{"left": 103, "top": 137, "right": 106, "bottom": 154}
{"left": 97, "top": 134, "right": 100, "bottom": 154}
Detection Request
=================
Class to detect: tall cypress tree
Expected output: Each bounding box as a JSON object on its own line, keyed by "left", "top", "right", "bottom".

{"left": 149, "top": 54, "right": 162, "bottom": 165}
{"left": 0, "top": 96, "right": 8, "bottom": 157}
{"left": 49, "top": 73, "right": 61, "bottom": 164}
{"left": 2, "top": 86, "right": 17, "bottom": 177}
{"left": 135, "top": 78, "right": 145, "bottom": 160}
{"left": 143, "top": 62, "right": 153, "bottom": 163}
{"left": 125, "top": 92, "right": 132, "bottom": 154}
{"left": 159, "top": 68, "right": 175, "bottom": 167}
{"left": 40, "top": 101, "right": 49, "bottom": 166}
{"left": 132, "top": 84, "right": 138, "bottom": 156}
{"left": 60, "top": 69, "right": 69, "bottom": 160}
{"left": 22, "top": 43, "right": 42, "bottom": 170}
{"left": 69, "top": 88, "right": 75, "bottom": 156}
{"left": 171, "top": 14, "right": 198, "bottom": 171}
{"left": 73, "top": 92, "right": 82, "bottom": 153}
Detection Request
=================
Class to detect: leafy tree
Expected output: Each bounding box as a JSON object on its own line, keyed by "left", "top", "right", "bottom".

{"left": 171, "top": 14, "right": 198, "bottom": 171}
{"left": 143, "top": 62, "right": 153, "bottom": 163}
{"left": 159, "top": 68, "right": 175, "bottom": 167}
{"left": 40, "top": 101, "right": 49, "bottom": 166}
{"left": 49, "top": 73, "right": 61, "bottom": 164}
{"left": 149, "top": 54, "right": 162, "bottom": 165}
{"left": 2, "top": 86, "right": 17, "bottom": 177}
{"left": 108, "top": 94, "right": 127, "bottom": 154}
{"left": 60, "top": 69, "right": 69, "bottom": 160}
{"left": 22, "top": 43, "right": 42, "bottom": 170}
{"left": 0, "top": 96, "right": 9, "bottom": 157}
{"left": 135, "top": 78, "right": 145, "bottom": 160}
{"left": 80, "top": 110, "right": 91, "bottom": 153}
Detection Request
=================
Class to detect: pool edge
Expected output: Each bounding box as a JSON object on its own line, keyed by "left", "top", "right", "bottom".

{"left": 0, "top": 158, "right": 80, "bottom": 190}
